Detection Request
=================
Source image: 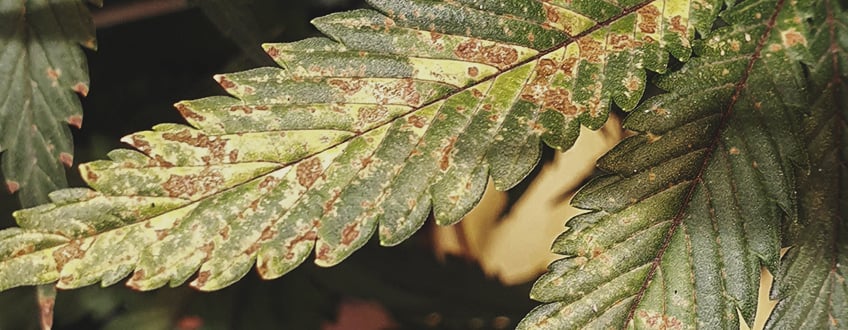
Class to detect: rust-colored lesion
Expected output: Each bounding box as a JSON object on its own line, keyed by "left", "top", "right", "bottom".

{"left": 329, "top": 78, "right": 366, "bottom": 95}
{"left": 59, "top": 152, "right": 74, "bottom": 167}
{"left": 296, "top": 158, "right": 323, "bottom": 188}
{"left": 637, "top": 5, "right": 661, "bottom": 34}
{"left": 193, "top": 271, "right": 211, "bottom": 288}
{"left": 72, "top": 82, "right": 89, "bottom": 97}
{"left": 130, "top": 135, "right": 152, "bottom": 153}
{"left": 406, "top": 115, "right": 427, "bottom": 128}
{"left": 438, "top": 136, "right": 458, "bottom": 171}
{"left": 782, "top": 29, "right": 807, "bottom": 47}
{"left": 67, "top": 115, "right": 83, "bottom": 128}
{"left": 358, "top": 105, "right": 389, "bottom": 126}
{"left": 175, "top": 103, "right": 206, "bottom": 122}
{"left": 578, "top": 38, "right": 604, "bottom": 63}
{"left": 521, "top": 58, "right": 582, "bottom": 117}
{"left": 162, "top": 130, "right": 228, "bottom": 164}
{"left": 609, "top": 34, "right": 643, "bottom": 51}
{"left": 216, "top": 76, "right": 236, "bottom": 89}
{"left": 161, "top": 169, "right": 225, "bottom": 199}
{"left": 669, "top": 16, "right": 688, "bottom": 36}
{"left": 636, "top": 310, "right": 684, "bottom": 330}
{"left": 340, "top": 222, "right": 361, "bottom": 245}
{"left": 52, "top": 239, "right": 86, "bottom": 272}
{"left": 453, "top": 39, "right": 520, "bottom": 69}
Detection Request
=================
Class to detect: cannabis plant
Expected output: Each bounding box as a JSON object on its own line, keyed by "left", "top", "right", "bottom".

{"left": 1, "top": 0, "right": 845, "bottom": 328}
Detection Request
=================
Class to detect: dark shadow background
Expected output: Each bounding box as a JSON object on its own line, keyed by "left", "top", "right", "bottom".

{"left": 0, "top": 1, "right": 538, "bottom": 329}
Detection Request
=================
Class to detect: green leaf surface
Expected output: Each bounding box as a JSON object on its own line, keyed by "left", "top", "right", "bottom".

{"left": 766, "top": 0, "right": 848, "bottom": 328}
{"left": 0, "top": 0, "right": 97, "bottom": 205}
{"left": 0, "top": 0, "right": 718, "bottom": 292}
{"left": 520, "top": 0, "right": 813, "bottom": 328}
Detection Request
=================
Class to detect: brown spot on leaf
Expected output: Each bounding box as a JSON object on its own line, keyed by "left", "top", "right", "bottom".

{"left": 265, "top": 46, "right": 279, "bottom": 58}
{"left": 358, "top": 106, "right": 388, "bottom": 125}
{"left": 67, "top": 115, "right": 83, "bottom": 128}
{"left": 439, "top": 137, "right": 457, "bottom": 171}
{"left": 216, "top": 76, "right": 236, "bottom": 89}
{"left": 341, "top": 223, "right": 361, "bottom": 245}
{"left": 53, "top": 240, "right": 86, "bottom": 271}
{"left": 545, "top": 5, "right": 560, "bottom": 23}
{"left": 46, "top": 68, "right": 61, "bottom": 82}
{"left": 637, "top": 5, "right": 661, "bottom": 34}
{"left": 193, "top": 271, "right": 211, "bottom": 288}
{"left": 59, "top": 152, "right": 73, "bottom": 166}
{"left": 128, "top": 270, "right": 146, "bottom": 290}
{"left": 730, "top": 40, "right": 741, "bottom": 52}
{"left": 396, "top": 78, "right": 421, "bottom": 105}
{"left": 543, "top": 88, "right": 580, "bottom": 116}
{"left": 729, "top": 147, "right": 741, "bottom": 155}
{"left": 316, "top": 244, "right": 332, "bottom": 261}
{"left": 259, "top": 176, "right": 280, "bottom": 190}
{"left": 467, "top": 66, "right": 479, "bottom": 77}
{"left": 11, "top": 244, "right": 36, "bottom": 258}
{"left": 578, "top": 38, "right": 604, "bottom": 63}
{"left": 637, "top": 310, "right": 683, "bottom": 329}
{"left": 454, "top": 40, "right": 519, "bottom": 69}
{"left": 670, "top": 16, "right": 687, "bottom": 35}
{"left": 228, "top": 150, "right": 239, "bottom": 163}
{"left": 782, "top": 29, "right": 807, "bottom": 47}
{"left": 73, "top": 82, "right": 89, "bottom": 97}
{"left": 625, "top": 75, "right": 641, "bottom": 92}
{"left": 537, "top": 58, "right": 558, "bottom": 78}
{"left": 429, "top": 31, "right": 442, "bottom": 43}
{"left": 131, "top": 135, "right": 152, "bottom": 153}
{"left": 407, "top": 115, "right": 426, "bottom": 128}
{"left": 609, "top": 34, "right": 641, "bottom": 51}
{"left": 329, "top": 78, "right": 365, "bottom": 95}
{"left": 229, "top": 105, "right": 252, "bottom": 114}
{"left": 162, "top": 130, "right": 228, "bottom": 163}
{"left": 154, "top": 155, "right": 175, "bottom": 168}
{"left": 83, "top": 169, "right": 98, "bottom": 184}
{"left": 162, "top": 169, "right": 225, "bottom": 199}
{"left": 285, "top": 228, "right": 318, "bottom": 258}
{"left": 296, "top": 158, "right": 323, "bottom": 187}
{"left": 465, "top": 89, "right": 481, "bottom": 100}
{"left": 200, "top": 242, "right": 215, "bottom": 259}
{"left": 560, "top": 57, "right": 578, "bottom": 76}
{"left": 219, "top": 226, "right": 230, "bottom": 240}
{"left": 155, "top": 229, "right": 169, "bottom": 240}
{"left": 7, "top": 181, "right": 20, "bottom": 193}
{"left": 176, "top": 103, "right": 205, "bottom": 122}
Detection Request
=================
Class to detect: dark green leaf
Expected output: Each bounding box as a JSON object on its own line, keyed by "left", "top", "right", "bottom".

{"left": 521, "top": 0, "right": 812, "bottom": 328}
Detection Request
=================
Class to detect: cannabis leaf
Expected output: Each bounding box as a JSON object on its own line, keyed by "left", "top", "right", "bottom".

{"left": 0, "top": 0, "right": 98, "bottom": 205}
{"left": 520, "top": 0, "right": 812, "bottom": 328}
{"left": 766, "top": 0, "right": 848, "bottom": 327}
{"left": 0, "top": 0, "right": 717, "bottom": 292}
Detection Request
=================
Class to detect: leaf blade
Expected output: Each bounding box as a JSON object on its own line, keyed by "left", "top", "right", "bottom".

{"left": 1, "top": 0, "right": 721, "bottom": 292}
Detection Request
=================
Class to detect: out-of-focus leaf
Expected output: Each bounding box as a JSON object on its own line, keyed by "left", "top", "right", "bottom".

{"left": 766, "top": 0, "right": 848, "bottom": 328}
{"left": 0, "top": 0, "right": 97, "bottom": 205}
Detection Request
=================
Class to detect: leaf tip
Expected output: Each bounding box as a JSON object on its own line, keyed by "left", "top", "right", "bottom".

{"left": 67, "top": 115, "right": 83, "bottom": 129}
{"left": 72, "top": 82, "right": 89, "bottom": 97}
{"left": 213, "top": 74, "right": 235, "bottom": 90}
{"left": 5, "top": 181, "right": 20, "bottom": 194}
{"left": 59, "top": 153, "right": 74, "bottom": 167}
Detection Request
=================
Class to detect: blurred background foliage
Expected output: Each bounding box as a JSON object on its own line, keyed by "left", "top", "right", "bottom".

{"left": 0, "top": 0, "right": 623, "bottom": 328}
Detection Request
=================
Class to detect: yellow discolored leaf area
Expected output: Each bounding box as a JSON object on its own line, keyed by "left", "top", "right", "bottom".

{"left": 1, "top": 0, "right": 720, "bottom": 294}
